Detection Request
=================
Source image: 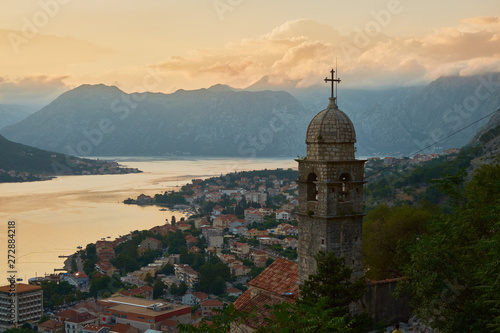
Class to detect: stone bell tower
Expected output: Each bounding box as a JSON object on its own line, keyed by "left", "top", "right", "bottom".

{"left": 297, "top": 69, "right": 365, "bottom": 284}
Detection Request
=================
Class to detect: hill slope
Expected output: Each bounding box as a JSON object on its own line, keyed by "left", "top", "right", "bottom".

{"left": 0, "top": 134, "right": 140, "bottom": 182}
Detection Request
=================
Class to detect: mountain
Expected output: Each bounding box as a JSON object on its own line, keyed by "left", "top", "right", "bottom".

{"left": 3, "top": 74, "right": 500, "bottom": 158}
{"left": 0, "top": 104, "right": 36, "bottom": 129}
{"left": 0, "top": 133, "right": 68, "bottom": 173}
{"left": 1, "top": 84, "right": 308, "bottom": 157}
{"left": 247, "top": 73, "right": 500, "bottom": 156}
{"left": 0, "top": 133, "right": 141, "bottom": 182}
{"left": 467, "top": 107, "right": 500, "bottom": 169}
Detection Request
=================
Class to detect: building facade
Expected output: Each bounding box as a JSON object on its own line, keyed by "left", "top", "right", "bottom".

{"left": 297, "top": 95, "right": 365, "bottom": 284}
{"left": 0, "top": 283, "right": 43, "bottom": 331}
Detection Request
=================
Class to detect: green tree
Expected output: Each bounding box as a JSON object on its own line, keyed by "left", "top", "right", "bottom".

{"left": 153, "top": 279, "right": 166, "bottom": 299}
{"left": 83, "top": 259, "right": 95, "bottom": 276}
{"left": 144, "top": 273, "right": 154, "bottom": 284}
{"left": 38, "top": 315, "right": 49, "bottom": 324}
{"left": 211, "top": 276, "right": 226, "bottom": 295}
{"left": 299, "top": 252, "right": 371, "bottom": 332}
{"left": 399, "top": 164, "right": 500, "bottom": 332}
{"left": 362, "top": 204, "right": 432, "bottom": 279}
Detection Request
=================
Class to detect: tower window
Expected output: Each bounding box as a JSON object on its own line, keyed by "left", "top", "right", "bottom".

{"left": 307, "top": 173, "right": 318, "bottom": 201}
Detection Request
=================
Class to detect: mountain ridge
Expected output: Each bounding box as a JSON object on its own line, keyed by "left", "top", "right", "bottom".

{"left": 3, "top": 73, "right": 500, "bottom": 157}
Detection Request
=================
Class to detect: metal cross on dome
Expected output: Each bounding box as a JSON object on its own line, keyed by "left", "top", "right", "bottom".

{"left": 324, "top": 68, "right": 341, "bottom": 99}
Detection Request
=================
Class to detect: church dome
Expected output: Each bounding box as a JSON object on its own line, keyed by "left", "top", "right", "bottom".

{"left": 306, "top": 97, "right": 356, "bottom": 144}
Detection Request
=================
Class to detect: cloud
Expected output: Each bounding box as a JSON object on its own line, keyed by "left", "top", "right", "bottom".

{"left": 0, "top": 29, "right": 111, "bottom": 78}
{"left": 0, "top": 76, "right": 69, "bottom": 106}
{"left": 156, "top": 17, "right": 500, "bottom": 89}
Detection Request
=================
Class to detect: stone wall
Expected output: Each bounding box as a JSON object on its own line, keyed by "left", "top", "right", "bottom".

{"left": 361, "top": 279, "right": 412, "bottom": 325}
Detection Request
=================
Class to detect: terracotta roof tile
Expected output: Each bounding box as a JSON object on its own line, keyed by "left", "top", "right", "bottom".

{"left": 248, "top": 258, "right": 298, "bottom": 298}
{"left": 233, "top": 290, "right": 293, "bottom": 329}
{"left": 200, "top": 300, "right": 223, "bottom": 307}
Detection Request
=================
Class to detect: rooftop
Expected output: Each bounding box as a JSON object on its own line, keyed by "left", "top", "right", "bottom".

{"left": 248, "top": 258, "right": 299, "bottom": 298}
{"left": 0, "top": 283, "right": 41, "bottom": 294}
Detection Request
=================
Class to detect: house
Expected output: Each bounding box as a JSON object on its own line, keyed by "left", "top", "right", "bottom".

{"left": 207, "top": 235, "right": 223, "bottom": 248}
{"left": 281, "top": 237, "right": 298, "bottom": 249}
{"left": 57, "top": 309, "right": 79, "bottom": 323}
{"left": 98, "top": 249, "right": 115, "bottom": 261}
{"left": 181, "top": 292, "right": 209, "bottom": 306}
{"left": 276, "top": 210, "right": 291, "bottom": 221}
{"left": 65, "top": 312, "right": 99, "bottom": 333}
{"left": 253, "top": 256, "right": 267, "bottom": 268}
{"left": 233, "top": 258, "right": 298, "bottom": 331}
{"left": 95, "top": 261, "right": 118, "bottom": 276}
{"left": 188, "top": 246, "right": 201, "bottom": 254}
{"left": 138, "top": 238, "right": 162, "bottom": 255}
{"left": 202, "top": 227, "right": 221, "bottom": 238}
{"left": 232, "top": 225, "right": 248, "bottom": 236}
{"left": 176, "top": 223, "right": 191, "bottom": 231}
{"left": 39, "top": 320, "right": 64, "bottom": 333}
{"left": 213, "top": 214, "right": 239, "bottom": 229}
{"left": 231, "top": 265, "right": 251, "bottom": 277}
{"left": 244, "top": 209, "right": 265, "bottom": 224}
{"left": 226, "top": 288, "right": 243, "bottom": 297}
{"left": 230, "top": 242, "right": 250, "bottom": 259}
{"left": 184, "top": 234, "right": 197, "bottom": 247}
{"left": 247, "top": 229, "right": 268, "bottom": 239}
{"left": 200, "top": 300, "right": 223, "bottom": 318}
{"left": 96, "top": 241, "right": 114, "bottom": 255}
{"left": 160, "top": 319, "right": 178, "bottom": 333}
{"left": 174, "top": 264, "right": 199, "bottom": 289}
{"left": 118, "top": 285, "right": 153, "bottom": 299}
{"left": 137, "top": 194, "right": 154, "bottom": 203}
{"left": 212, "top": 205, "right": 224, "bottom": 216}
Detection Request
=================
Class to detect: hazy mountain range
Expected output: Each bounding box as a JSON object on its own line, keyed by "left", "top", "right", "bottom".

{"left": 0, "top": 104, "right": 36, "bottom": 130}
{"left": 2, "top": 73, "right": 500, "bottom": 157}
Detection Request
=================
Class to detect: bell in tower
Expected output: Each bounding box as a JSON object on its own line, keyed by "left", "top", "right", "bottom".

{"left": 297, "top": 69, "right": 365, "bottom": 284}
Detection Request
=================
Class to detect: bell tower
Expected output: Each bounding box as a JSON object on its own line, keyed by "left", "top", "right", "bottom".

{"left": 297, "top": 69, "right": 365, "bottom": 284}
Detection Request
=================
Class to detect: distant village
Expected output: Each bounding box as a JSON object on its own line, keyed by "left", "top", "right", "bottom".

{"left": 0, "top": 157, "right": 141, "bottom": 183}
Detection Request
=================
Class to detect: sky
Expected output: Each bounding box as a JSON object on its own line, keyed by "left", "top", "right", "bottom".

{"left": 1, "top": 0, "right": 499, "bottom": 106}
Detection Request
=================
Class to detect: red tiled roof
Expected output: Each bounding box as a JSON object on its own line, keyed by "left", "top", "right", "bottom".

{"left": 200, "top": 300, "right": 223, "bottom": 307}
{"left": 233, "top": 290, "right": 292, "bottom": 329}
{"left": 58, "top": 308, "right": 78, "bottom": 319}
{"left": 74, "top": 271, "right": 88, "bottom": 278}
{"left": 67, "top": 312, "right": 97, "bottom": 324}
{"left": 192, "top": 291, "right": 209, "bottom": 301}
{"left": 39, "top": 319, "right": 63, "bottom": 329}
{"left": 140, "top": 285, "right": 153, "bottom": 292}
{"left": 226, "top": 287, "right": 242, "bottom": 293}
{"left": 110, "top": 323, "right": 135, "bottom": 333}
{"left": 0, "top": 283, "right": 41, "bottom": 293}
{"left": 248, "top": 258, "right": 299, "bottom": 298}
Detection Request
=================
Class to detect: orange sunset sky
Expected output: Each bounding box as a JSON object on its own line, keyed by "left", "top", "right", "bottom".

{"left": 1, "top": 0, "right": 499, "bottom": 105}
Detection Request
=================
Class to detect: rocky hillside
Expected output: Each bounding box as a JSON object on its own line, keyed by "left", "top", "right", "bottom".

{"left": 1, "top": 84, "right": 308, "bottom": 157}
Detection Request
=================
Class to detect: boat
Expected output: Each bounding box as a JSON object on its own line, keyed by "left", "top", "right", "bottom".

{"left": 77, "top": 246, "right": 83, "bottom": 250}
{"left": 159, "top": 208, "right": 167, "bottom": 211}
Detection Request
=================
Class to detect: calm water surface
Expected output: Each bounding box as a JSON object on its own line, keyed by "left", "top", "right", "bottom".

{"left": 0, "top": 157, "right": 297, "bottom": 282}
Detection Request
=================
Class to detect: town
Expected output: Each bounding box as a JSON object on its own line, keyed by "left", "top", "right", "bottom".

{"left": 0, "top": 149, "right": 464, "bottom": 333}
